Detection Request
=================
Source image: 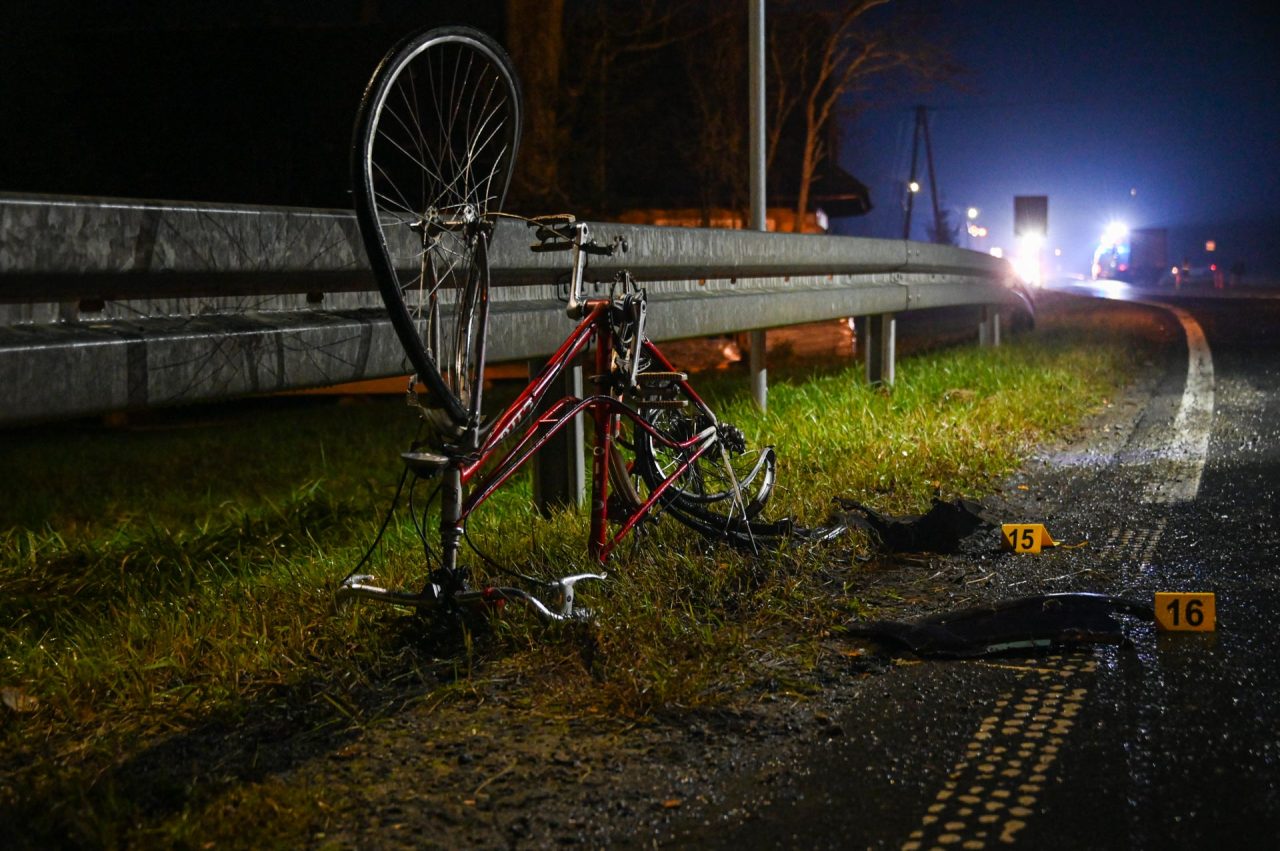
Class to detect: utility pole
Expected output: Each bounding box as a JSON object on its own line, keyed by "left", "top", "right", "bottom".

{"left": 903, "top": 106, "right": 921, "bottom": 239}
{"left": 922, "top": 106, "right": 942, "bottom": 240}
{"left": 902, "top": 105, "right": 944, "bottom": 243}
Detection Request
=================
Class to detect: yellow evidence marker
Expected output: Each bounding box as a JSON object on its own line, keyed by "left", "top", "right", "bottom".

{"left": 1154, "top": 592, "right": 1216, "bottom": 632}
{"left": 1000, "top": 523, "right": 1058, "bottom": 554}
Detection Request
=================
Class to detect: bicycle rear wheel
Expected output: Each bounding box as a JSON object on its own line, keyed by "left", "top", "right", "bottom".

{"left": 624, "top": 376, "right": 789, "bottom": 551}
{"left": 352, "top": 26, "right": 522, "bottom": 432}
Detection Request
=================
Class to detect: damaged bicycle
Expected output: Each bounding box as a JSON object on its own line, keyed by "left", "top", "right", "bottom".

{"left": 337, "top": 26, "right": 800, "bottom": 621}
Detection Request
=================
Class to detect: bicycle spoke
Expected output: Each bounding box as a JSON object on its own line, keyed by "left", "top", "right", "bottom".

{"left": 371, "top": 165, "right": 418, "bottom": 221}
{"left": 465, "top": 82, "right": 508, "bottom": 195}
{"left": 379, "top": 98, "right": 458, "bottom": 205}
{"left": 379, "top": 101, "right": 452, "bottom": 191}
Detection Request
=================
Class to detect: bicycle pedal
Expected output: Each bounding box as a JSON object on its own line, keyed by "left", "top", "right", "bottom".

{"left": 401, "top": 450, "right": 450, "bottom": 476}
{"left": 635, "top": 371, "right": 687, "bottom": 384}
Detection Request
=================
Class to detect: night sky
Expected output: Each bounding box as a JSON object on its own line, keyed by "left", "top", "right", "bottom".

{"left": 5, "top": 1, "right": 1277, "bottom": 276}
{"left": 0, "top": 1, "right": 499, "bottom": 209}
{"left": 839, "top": 0, "right": 1280, "bottom": 276}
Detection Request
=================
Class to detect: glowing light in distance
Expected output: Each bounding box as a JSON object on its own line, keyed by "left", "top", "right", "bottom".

{"left": 1013, "top": 252, "right": 1041, "bottom": 286}
{"left": 967, "top": 207, "right": 979, "bottom": 220}
{"left": 908, "top": 180, "right": 920, "bottom": 193}
{"left": 1102, "top": 221, "right": 1128, "bottom": 245}
{"left": 1054, "top": 248, "right": 1062, "bottom": 256}
{"left": 1097, "top": 278, "right": 1128, "bottom": 298}
{"left": 989, "top": 246, "right": 1004, "bottom": 258}
{"left": 1014, "top": 232, "right": 1045, "bottom": 287}
{"left": 1205, "top": 240, "right": 1216, "bottom": 252}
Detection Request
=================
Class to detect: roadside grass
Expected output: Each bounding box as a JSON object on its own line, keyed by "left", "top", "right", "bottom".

{"left": 0, "top": 300, "right": 1159, "bottom": 846}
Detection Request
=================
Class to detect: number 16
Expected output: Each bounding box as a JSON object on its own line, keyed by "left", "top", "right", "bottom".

{"left": 1155, "top": 592, "right": 1216, "bottom": 632}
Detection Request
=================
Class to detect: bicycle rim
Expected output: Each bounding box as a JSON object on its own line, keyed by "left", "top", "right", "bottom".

{"left": 352, "top": 26, "right": 522, "bottom": 430}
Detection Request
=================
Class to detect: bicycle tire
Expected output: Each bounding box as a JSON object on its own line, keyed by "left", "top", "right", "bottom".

{"left": 351, "top": 26, "right": 522, "bottom": 431}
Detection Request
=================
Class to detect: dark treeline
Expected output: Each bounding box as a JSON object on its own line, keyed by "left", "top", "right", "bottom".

{"left": 2, "top": 1, "right": 948, "bottom": 226}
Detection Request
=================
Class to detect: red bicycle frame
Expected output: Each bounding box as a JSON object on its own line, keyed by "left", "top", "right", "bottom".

{"left": 453, "top": 298, "right": 719, "bottom": 565}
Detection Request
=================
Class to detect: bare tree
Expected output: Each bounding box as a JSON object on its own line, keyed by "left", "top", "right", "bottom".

{"left": 775, "top": 0, "right": 948, "bottom": 230}
{"left": 682, "top": 9, "right": 748, "bottom": 225}
{"left": 679, "top": 5, "right": 836, "bottom": 226}
{"left": 505, "top": 0, "right": 567, "bottom": 207}
{"left": 504, "top": 1, "right": 947, "bottom": 223}
{"left": 678, "top": 1, "right": 948, "bottom": 230}
{"left": 564, "top": 1, "right": 692, "bottom": 213}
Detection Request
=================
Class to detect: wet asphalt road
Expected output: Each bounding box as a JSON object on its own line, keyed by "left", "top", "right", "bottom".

{"left": 665, "top": 292, "right": 1280, "bottom": 849}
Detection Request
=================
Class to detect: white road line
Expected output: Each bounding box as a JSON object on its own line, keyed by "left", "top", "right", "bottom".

{"left": 1141, "top": 305, "right": 1214, "bottom": 504}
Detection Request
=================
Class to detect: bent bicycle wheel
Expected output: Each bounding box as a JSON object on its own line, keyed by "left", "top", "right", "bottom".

{"left": 352, "top": 26, "right": 522, "bottom": 432}
{"left": 626, "top": 383, "right": 789, "bottom": 551}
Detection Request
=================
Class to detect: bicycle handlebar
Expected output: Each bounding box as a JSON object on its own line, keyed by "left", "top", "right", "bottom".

{"left": 521, "top": 216, "right": 631, "bottom": 317}
{"left": 337, "top": 572, "right": 606, "bottom": 622}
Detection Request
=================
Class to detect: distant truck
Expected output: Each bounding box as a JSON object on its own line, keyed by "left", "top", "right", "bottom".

{"left": 1093, "top": 226, "right": 1169, "bottom": 286}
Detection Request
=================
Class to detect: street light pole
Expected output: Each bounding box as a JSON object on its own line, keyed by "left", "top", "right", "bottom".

{"left": 748, "top": 0, "right": 767, "bottom": 410}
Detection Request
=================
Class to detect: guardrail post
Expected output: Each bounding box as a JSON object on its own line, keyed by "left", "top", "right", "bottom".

{"left": 864, "top": 313, "right": 896, "bottom": 386}
{"left": 979, "top": 306, "right": 1001, "bottom": 347}
{"left": 749, "top": 329, "right": 767, "bottom": 410}
{"left": 530, "top": 358, "right": 585, "bottom": 514}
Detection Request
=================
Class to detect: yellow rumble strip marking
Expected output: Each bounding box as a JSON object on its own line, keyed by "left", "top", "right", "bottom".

{"left": 901, "top": 654, "right": 1096, "bottom": 850}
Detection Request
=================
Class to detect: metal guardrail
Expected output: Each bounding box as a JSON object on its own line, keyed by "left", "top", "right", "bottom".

{"left": 0, "top": 192, "right": 1023, "bottom": 425}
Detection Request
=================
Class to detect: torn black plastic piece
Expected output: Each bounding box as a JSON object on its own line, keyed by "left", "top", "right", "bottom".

{"left": 843, "top": 592, "right": 1155, "bottom": 658}
{"left": 827, "top": 496, "right": 995, "bottom": 554}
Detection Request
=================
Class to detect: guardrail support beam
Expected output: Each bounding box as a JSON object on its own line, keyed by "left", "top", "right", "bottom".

{"left": 530, "top": 358, "right": 585, "bottom": 514}
{"left": 864, "top": 313, "right": 896, "bottom": 386}
{"left": 979, "top": 306, "right": 1001, "bottom": 347}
